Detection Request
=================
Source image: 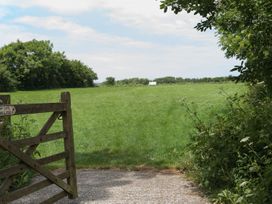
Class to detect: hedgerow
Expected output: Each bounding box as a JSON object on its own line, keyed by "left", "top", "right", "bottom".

{"left": 186, "top": 85, "right": 272, "bottom": 204}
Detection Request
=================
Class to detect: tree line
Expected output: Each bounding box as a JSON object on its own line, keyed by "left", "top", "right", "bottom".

{"left": 103, "top": 76, "right": 234, "bottom": 86}
{"left": 0, "top": 40, "right": 97, "bottom": 92}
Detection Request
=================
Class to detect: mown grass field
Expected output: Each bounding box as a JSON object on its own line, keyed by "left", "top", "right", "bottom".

{"left": 5, "top": 83, "right": 245, "bottom": 169}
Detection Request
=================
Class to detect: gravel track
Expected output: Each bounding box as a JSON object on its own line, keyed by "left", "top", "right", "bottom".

{"left": 13, "top": 169, "right": 209, "bottom": 204}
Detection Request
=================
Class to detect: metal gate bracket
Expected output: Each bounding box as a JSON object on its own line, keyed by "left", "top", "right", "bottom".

{"left": 0, "top": 105, "right": 16, "bottom": 117}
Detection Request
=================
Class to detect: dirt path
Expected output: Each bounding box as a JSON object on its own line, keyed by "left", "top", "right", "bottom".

{"left": 13, "top": 169, "right": 209, "bottom": 204}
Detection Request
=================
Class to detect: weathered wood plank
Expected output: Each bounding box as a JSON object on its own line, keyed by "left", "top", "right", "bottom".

{"left": 40, "top": 191, "right": 67, "bottom": 204}
{"left": 0, "top": 138, "right": 73, "bottom": 195}
{"left": 13, "top": 131, "right": 66, "bottom": 148}
{"left": 0, "top": 164, "right": 26, "bottom": 179}
{"left": 0, "top": 112, "right": 61, "bottom": 193}
{"left": 25, "top": 112, "right": 60, "bottom": 155}
{"left": 61, "top": 92, "right": 78, "bottom": 199}
{"left": 13, "top": 103, "right": 66, "bottom": 115}
{"left": 37, "top": 152, "right": 67, "bottom": 165}
{"left": 0, "top": 152, "right": 66, "bottom": 179}
{"left": 1, "top": 171, "right": 69, "bottom": 202}
{"left": 0, "top": 178, "right": 12, "bottom": 196}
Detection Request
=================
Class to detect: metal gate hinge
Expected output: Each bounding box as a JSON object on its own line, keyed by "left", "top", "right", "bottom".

{"left": 0, "top": 105, "right": 16, "bottom": 117}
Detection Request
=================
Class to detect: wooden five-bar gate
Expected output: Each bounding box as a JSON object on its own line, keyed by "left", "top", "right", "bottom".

{"left": 0, "top": 92, "right": 78, "bottom": 203}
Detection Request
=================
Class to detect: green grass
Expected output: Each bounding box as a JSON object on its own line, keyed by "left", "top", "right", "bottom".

{"left": 4, "top": 83, "right": 245, "bottom": 169}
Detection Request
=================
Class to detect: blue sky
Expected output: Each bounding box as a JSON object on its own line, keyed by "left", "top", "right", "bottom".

{"left": 0, "top": 0, "right": 237, "bottom": 81}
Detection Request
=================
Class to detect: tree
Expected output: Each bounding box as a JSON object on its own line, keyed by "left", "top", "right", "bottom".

{"left": 0, "top": 64, "right": 18, "bottom": 92}
{"left": 104, "top": 77, "right": 115, "bottom": 86}
{"left": 161, "top": 0, "right": 272, "bottom": 90}
{"left": 62, "top": 59, "right": 97, "bottom": 88}
{"left": 154, "top": 76, "right": 176, "bottom": 84}
{"left": 116, "top": 78, "right": 149, "bottom": 86}
{"left": 0, "top": 39, "right": 98, "bottom": 90}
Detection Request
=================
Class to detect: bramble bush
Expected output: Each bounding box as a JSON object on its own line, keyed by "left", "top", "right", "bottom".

{"left": 185, "top": 85, "right": 272, "bottom": 204}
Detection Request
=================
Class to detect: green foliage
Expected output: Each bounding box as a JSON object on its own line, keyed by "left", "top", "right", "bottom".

{"left": 0, "top": 116, "right": 36, "bottom": 190}
{"left": 155, "top": 76, "right": 176, "bottom": 84}
{"left": 161, "top": 1, "right": 272, "bottom": 202}
{"left": 61, "top": 59, "right": 97, "bottom": 88}
{"left": 186, "top": 85, "right": 272, "bottom": 203}
{"left": 116, "top": 78, "right": 149, "bottom": 86}
{"left": 0, "top": 64, "right": 18, "bottom": 92}
{"left": 155, "top": 76, "right": 232, "bottom": 84}
{"left": 103, "top": 77, "right": 116, "bottom": 86}
{"left": 160, "top": 0, "right": 217, "bottom": 31}
{"left": 113, "top": 76, "right": 233, "bottom": 86}
{"left": 161, "top": 0, "right": 272, "bottom": 89}
{"left": 0, "top": 39, "right": 97, "bottom": 91}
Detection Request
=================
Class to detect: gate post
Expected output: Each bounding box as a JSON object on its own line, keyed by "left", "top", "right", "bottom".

{"left": 61, "top": 92, "right": 78, "bottom": 199}
{"left": 0, "top": 95, "right": 11, "bottom": 132}
{"left": 0, "top": 95, "right": 11, "bottom": 202}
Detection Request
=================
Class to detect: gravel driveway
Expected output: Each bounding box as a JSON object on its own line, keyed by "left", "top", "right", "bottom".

{"left": 13, "top": 169, "right": 209, "bottom": 204}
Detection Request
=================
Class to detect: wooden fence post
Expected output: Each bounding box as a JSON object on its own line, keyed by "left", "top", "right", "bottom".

{"left": 0, "top": 95, "right": 11, "bottom": 203}
{"left": 0, "top": 95, "right": 11, "bottom": 133}
{"left": 61, "top": 92, "right": 78, "bottom": 199}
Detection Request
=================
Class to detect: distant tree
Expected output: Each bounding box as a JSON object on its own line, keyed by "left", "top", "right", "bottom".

{"left": 62, "top": 59, "right": 97, "bottom": 88}
{"left": 104, "top": 77, "right": 115, "bottom": 86}
{"left": 0, "top": 39, "right": 97, "bottom": 91}
{"left": 116, "top": 78, "right": 149, "bottom": 86}
{"left": 154, "top": 76, "right": 176, "bottom": 84}
{"left": 175, "top": 77, "right": 184, "bottom": 83}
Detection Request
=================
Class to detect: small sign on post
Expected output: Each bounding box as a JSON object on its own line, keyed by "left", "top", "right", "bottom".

{"left": 0, "top": 105, "right": 16, "bottom": 116}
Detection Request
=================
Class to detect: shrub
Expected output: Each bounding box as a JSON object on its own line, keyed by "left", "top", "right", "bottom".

{"left": 186, "top": 85, "right": 272, "bottom": 204}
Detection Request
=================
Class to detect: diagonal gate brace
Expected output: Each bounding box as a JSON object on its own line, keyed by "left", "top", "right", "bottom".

{"left": 0, "top": 138, "right": 73, "bottom": 196}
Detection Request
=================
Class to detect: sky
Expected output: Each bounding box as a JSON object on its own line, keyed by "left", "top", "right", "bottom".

{"left": 0, "top": 0, "right": 238, "bottom": 82}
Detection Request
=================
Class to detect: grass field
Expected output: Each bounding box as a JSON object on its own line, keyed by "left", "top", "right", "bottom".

{"left": 5, "top": 83, "right": 245, "bottom": 169}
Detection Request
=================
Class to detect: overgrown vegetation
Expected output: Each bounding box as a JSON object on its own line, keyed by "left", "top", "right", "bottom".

{"left": 0, "top": 116, "right": 36, "bottom": 190}
{"left": 161, "top": 0, "right": 272, "bottom": 202}
{"left": 0, "top": 39, "right": 97, "bottom": 92}
{"left": 185, "top": 85, "right": 272, "bottom": 203}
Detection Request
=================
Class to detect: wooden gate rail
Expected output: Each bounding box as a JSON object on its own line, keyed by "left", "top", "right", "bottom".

{"left": 0, "top": 92, "right": 78, "bottom": 203}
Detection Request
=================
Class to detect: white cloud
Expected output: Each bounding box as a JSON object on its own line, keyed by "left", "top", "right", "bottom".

{"left": 67, "top": 44, "right": 236, "bottom": 81}
{"left": 0, "top": 0, "right": 237, "bottom": 81}
{"left": 0, "top": 23, "right": 47, "bottom": 46}
{"left": 1, "top": 0, "right": 212, "bottom": 41}
{"left": 14, "top": 16, "right": 153, "bottom": 48}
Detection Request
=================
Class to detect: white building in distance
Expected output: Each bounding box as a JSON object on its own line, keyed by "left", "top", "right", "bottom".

{"left": 149, "top": 81, "right": 157, "bottom": 86}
